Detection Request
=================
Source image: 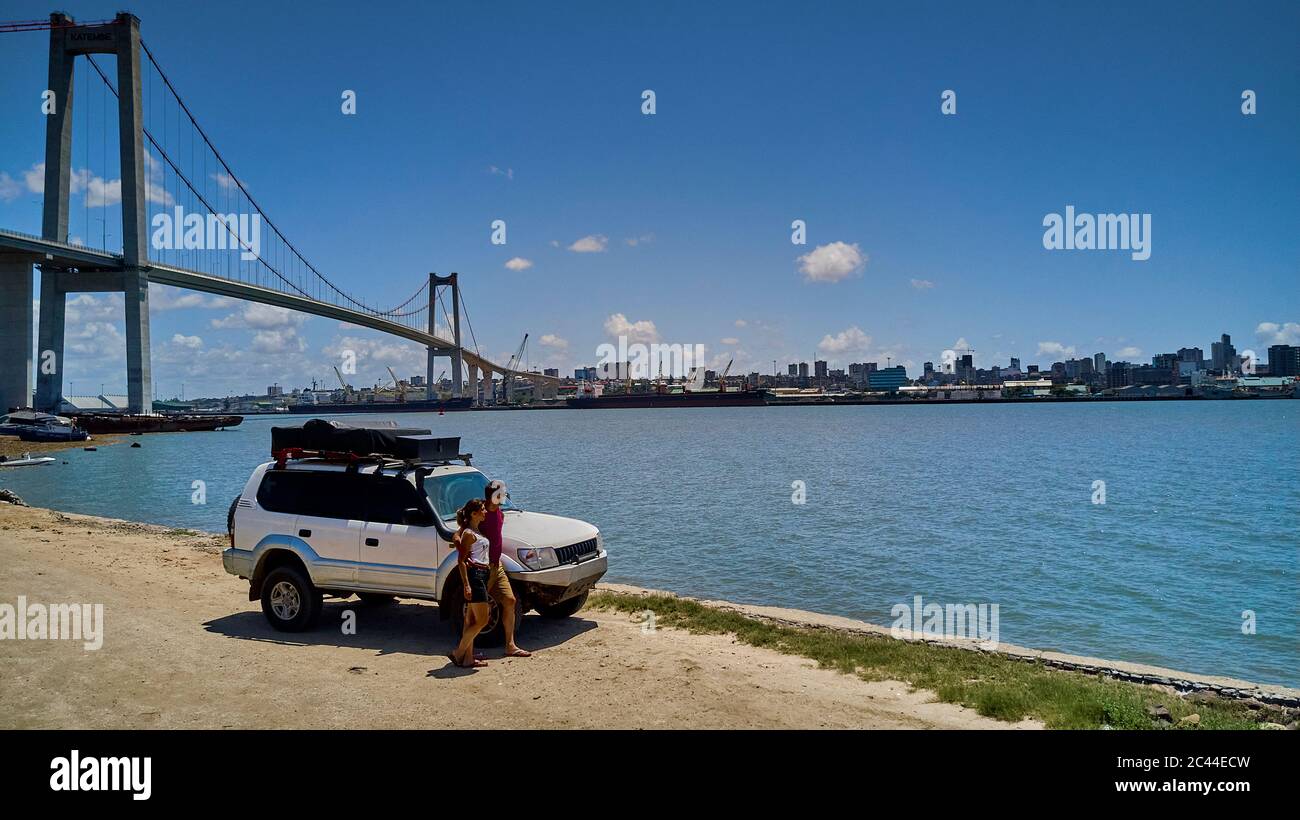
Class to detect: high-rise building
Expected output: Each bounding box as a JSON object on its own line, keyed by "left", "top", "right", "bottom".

{"left": 1152, "top": 353, "right": 1179, "bottom": 370}
{"left": 1010, "top": 357, "right": 1021, "bottom": 371}
{"left": 1267, "top": 344, "right": 1300, "bottom": 377}
{"left": 543, "top": 368, "right": 559, "bottom": 378}
{"left": 814, "top": 360, "right": 828, "bottom": 380}
{"left": 867, "top": 366, "right": 908, "bottom": 392}
{"left": 1211, "top": 334, "right": 1236, "bottom": 373}
{"left": 787, "top": 363, "right": 798, "bottom": 377}
{"left": 1177, "top": 347, "right": 1203, "bottom": 367}
{"left": 798, "top": 362, "right": 809, "bottom": 379}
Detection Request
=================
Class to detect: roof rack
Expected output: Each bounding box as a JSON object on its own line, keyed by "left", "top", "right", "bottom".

{"left": 270, "top": 447, "right": 473, "bottom": 470}
{"left": 270, "top": 419, "right": 465, "bottom": 464}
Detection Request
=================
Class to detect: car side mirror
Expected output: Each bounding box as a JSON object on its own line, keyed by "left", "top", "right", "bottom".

{"left": 402, "top": 507, "right": 429, "bottom": 527}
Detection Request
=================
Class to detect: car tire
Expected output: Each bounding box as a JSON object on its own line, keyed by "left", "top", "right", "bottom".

{"left": 357, "top": 593, "right": 396, "bottom": 605}
{"left": 537, "top": 590, "right": 588, "bottom": 619}
{"left": 260, "top": 566, "right": 322, "bottom": 631}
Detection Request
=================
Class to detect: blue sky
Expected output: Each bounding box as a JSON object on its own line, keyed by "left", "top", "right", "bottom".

{"left": 1, "top": 0, "right": 1297, "bottom": 397}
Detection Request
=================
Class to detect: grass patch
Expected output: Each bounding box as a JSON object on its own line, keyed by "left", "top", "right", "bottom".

{"left": 589, "top": 591, "right": 1260, "bottom": 730}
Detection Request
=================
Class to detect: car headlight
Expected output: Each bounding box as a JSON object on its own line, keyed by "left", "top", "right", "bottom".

{"left": 516, "top": 546, "right": 559, "bottom": 570}
{"left": 596, "top": 532, "right": 604, "bottom": 551}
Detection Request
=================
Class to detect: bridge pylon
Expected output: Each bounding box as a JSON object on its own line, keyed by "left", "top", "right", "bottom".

{"left": 25, "top": 12, "right": 151, "bottom": 413}
{"left": 427, "top": 272, "right": 464, "bottom": 402}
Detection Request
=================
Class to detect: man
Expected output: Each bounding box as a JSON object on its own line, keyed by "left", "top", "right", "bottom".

{"left": 481, "top": 479, "right": 531, "bottom": 657}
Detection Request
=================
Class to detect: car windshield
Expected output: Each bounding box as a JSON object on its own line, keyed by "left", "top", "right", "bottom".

{"left": 424, "top": 471, "right": 517, "bottom": 521}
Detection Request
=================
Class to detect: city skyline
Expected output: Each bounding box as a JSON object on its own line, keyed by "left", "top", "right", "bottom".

{"left": 1, "top": 0, "right": 1297, "bottom": 398}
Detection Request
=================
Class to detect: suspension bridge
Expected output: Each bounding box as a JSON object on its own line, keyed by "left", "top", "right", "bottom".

{"left": 0, "top": 12, "right": 557, "bottom": 414}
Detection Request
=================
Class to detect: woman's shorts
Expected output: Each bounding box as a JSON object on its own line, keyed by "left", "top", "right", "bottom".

{"left": 465, "top": 566, "right": 489, "bottom": 603}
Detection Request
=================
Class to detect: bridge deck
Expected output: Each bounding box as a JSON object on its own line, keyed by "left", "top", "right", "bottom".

{"left": 0, "top": 227, "right": 556, "bottom": 384}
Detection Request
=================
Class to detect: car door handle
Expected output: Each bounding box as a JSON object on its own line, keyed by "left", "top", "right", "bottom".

{"left": 298, "top": 529, "right": 311, "bottom": 538}
{"left": 365, "top": 537, "right": 379, "bottom": 547}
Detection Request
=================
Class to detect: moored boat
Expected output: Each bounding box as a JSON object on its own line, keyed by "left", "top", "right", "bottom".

{"left": 17, "top": 424, "right": 90, "bottom": 442}
{"left": 0, "top": 452, "right": 57, "bottom": 467}
{"left": 71, "top": 413, "right": 244, "bottom": 434}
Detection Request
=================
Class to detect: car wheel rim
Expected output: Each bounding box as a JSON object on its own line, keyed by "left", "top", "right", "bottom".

{"left": 270, "top": 581, "right": 301, "bottom": 620}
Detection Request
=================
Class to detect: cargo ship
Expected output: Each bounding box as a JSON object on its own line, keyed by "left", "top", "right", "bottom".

{"left": 283, "top": 397, "right": 474, "bottom": 415}
{"left": 565, "top": 365, "right": 766, "bottom": 408}
{"left": 565, "top": 389, "right": 767, "bottom": 409}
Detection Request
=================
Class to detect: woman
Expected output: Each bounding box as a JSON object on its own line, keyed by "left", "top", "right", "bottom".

{"left": 449, "top": 498, "right": 491, "bottom": 668}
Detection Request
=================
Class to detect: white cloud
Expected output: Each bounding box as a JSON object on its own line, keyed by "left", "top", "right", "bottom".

{"left": 211, "top": 172, "right": 239, "bottom": 191}
{"left": 797, "top": 241, "right": 866, "bottom": 283}
{"left": 910, "top": 278, "right": 935, "bottom": 290}
{"left": 818, "top": 326, "right": 873, "bottom": 355}
{"left": 539, "top": 333, "right": 568, "bottom": 351}
{"left": 603, "top": 313, "right": 659, "bottom": 344}
{"left": 734, "top": 319, "right": 747, "bottom": 328}
{"left": 1255, "top": 321, "right": 1300, "bottom": 345}
{"left": 720, "top": 337, "right": 740, "bottom": 345}
{"left": 23, "top": 163, "right": 45, "bottom": 193}
{"left": 170, "top": 333, "right": 203, "bottom": 349}
{"left": 568, "top": 234, "right": 608, "bottom": 253}
{"left": 504, "top": 257, "right": 533, "bottom": 271}
{"left": 624, "top": 233, "right": 655, "bottom": 247}
{"left": 250, "top": 328, "right": 306, "bottom": 354}
{"left": 1116, "top": 346, "right": 1142, "bottom": 359}
{"left": 142, "top": 153, "right": 174, "bottom": 205}
{"left": 952, "top": 337, "right": 972, "bottom": 352}
{"left": 488, "top": 165, "right": 514, "bottom": 180}
{"left": 0, "top": 172, "right": 22, "bottom": 202}
{"left": 150, "top": 284, "right": 232, "bottom": 310}
{"left": 211, "top": 303, "right": 306, "bottom": 330}
{"left": 65, "top": 293, "right": 122, "bottom": 324}
{"left": 1037, "top": 341, "right": 1077, "bottom": 358}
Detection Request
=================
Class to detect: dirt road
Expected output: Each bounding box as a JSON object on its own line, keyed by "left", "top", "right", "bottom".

{"left": 0, "top": 504, "right": 1033, "bottom": 729}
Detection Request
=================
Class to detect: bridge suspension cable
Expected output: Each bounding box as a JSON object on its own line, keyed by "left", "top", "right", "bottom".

{"left": 71, "top": 33, "right": 433, "bottom": 327}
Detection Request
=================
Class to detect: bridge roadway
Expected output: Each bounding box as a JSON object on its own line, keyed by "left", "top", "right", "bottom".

{"left": 0, "top": 227, "right": 559, "bottom": 392}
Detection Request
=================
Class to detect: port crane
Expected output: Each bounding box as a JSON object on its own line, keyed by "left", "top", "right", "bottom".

{"left": 502, "top": 334, "right": 529, "bottom": 403}
{"left": 332, "top": 366, "right": 354, "bottom": 399}
{"left": 717, "top": 358, "right": 734, "bottom": 391}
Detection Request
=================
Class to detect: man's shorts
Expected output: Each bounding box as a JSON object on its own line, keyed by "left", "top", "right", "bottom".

{"left": 487, "top": 563, "right": 515, "bottom": 603}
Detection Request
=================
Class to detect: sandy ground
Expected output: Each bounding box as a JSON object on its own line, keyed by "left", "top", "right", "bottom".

{"left": 0, "top": 433, "right": 124, "bottom": 460}
{"left": 0, "top": 505, "right": 1036, "bottom": 729}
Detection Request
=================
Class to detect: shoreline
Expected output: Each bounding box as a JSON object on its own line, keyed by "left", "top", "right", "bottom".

{"left": 0, "top": 433, "right": 125, "bottom": 460}
{"left": 597, "top": 583, "right": 1300, "bottom": 707}
{"left": 242, "top": 392, "right": 1294, "bottom": 416}
{"left": 2, "top": 501, "right": 1294, "bottom": 707}
{"left": 0, "top": 504, "right": 1041, "bottom": 729}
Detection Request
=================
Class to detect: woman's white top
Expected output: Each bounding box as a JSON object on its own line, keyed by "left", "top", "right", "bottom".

{"left": 461, "top": 528, "right": 490, "bottom": 565}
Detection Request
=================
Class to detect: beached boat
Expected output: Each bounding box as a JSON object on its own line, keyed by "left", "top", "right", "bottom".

{"left": 18, "top": 424, "right": 91, "bottom": 442}
{"left": 0, "top": 410, "right": 72, "bottom": 435}
{"left": 0, "top": 452, "right": 57, "bottom": 468}
{"left": 71, "top": 413, "right": 243, "bottom": 434}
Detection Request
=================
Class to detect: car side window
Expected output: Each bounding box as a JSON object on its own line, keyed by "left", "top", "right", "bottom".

{"left": 363, "top": 476, "right": 427, "bottom": 525}
{"left": 256, "top": 471, "right": 312, "bottom": 515}
{"left": 258, "top": 471, "right": 371, "bottom": 521}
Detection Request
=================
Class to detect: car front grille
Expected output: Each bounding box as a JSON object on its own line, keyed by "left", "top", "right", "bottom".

{"left": 554, "top": 537, "right": 598, "bottom": 564}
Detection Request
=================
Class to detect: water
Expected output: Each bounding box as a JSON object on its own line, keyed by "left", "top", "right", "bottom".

{"left": 3, "top": 402, "right": 1296, "bottom": 687}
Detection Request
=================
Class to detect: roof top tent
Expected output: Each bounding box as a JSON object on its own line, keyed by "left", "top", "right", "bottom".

{"left": 270, "top": 418, "right": 462, "bottom": 463}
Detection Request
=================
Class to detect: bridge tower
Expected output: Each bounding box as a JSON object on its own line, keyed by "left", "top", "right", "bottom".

{"left": 427, "top": 273, "right": 463, "bottom": 401}
{"left": 22, "top": 12, "right": 152, "bottom": 414}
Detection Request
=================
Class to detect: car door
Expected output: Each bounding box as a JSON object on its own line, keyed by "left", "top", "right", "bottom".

{"left": 355, "top": 474, "right": 443, "bottom": 594}
{"left": 282, "top": 471, "right": 364, "bottom": 586}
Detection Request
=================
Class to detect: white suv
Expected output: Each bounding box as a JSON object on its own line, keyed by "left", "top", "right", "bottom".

{"left": 223, "top": 446, "right": 607, "bottom": 644}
